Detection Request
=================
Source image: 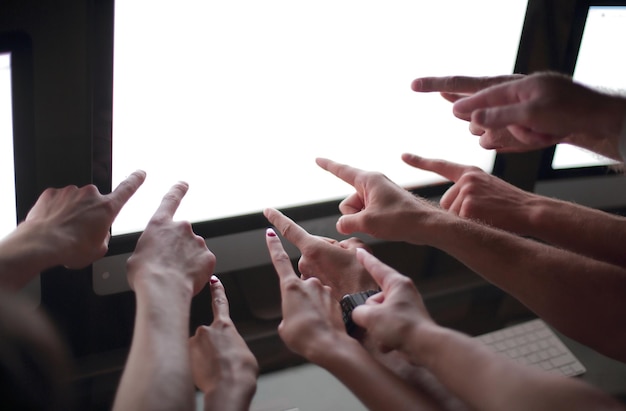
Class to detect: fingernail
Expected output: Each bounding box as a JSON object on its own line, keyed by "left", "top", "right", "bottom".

{"left": 266, "top": 227, "right": 277, "bottom": 237}
{"left": 210, "top": 275, "right": 219, "bottom": 284}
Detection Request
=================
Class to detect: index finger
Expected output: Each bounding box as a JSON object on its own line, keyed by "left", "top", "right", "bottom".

{"left": 355, "top": 248, "right": 398, "bottom": 292}
{"left": 263, "top": 208, "right": 314, "bottom": 250}
{"left": 412, "top": 75, "right": 523, "bottom": 94}
{"left": 108, "top": 170, "right": 147, "bottom": 213}
{"left": 453, "top": 78, "right": 526, "bottom": 117}
{"left": 315, "top": 157, "right": 362, "bottom": 187}
{"left": 209, "top": 275, "right": 231, "bottom": 322}
{"left": 401, "top": 153, "right": 475, "bottom": 182}
{"left": 265, "top": 228, "right": 299, "bottom": 286}
{"left": 152, "top": 181, "right": 189, "bottom": 221}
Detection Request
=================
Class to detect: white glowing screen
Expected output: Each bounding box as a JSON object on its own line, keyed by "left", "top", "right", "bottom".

{"left": 552, "top": 6, "right": 626, "bottom": 169}
{"left": 111, "top": 0, "right": 528, "bottom": 235}
{"left": 0, "top": 52, "right": 16, "bottom": 239}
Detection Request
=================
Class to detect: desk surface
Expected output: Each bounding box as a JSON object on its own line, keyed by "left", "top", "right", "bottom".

{"left": 555, "top": 329, "right": 626, "bottom": 401}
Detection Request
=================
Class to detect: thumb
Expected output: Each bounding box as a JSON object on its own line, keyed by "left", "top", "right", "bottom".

{"left": 351, "top": 304, "right": 372, "bottom": 329}
{"left": 336, "top": 215, "right": 360, "bottom": 235}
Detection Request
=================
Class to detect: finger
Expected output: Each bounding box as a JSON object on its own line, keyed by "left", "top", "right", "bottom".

{"left": 315, "top": 157, "right": 362, "bottom": 188}
{"left": 446, "top": 191, "right": 464, "bottom": 216}
{"left": 108, "top": 170, "right": 147, "bottom": 213}
{"left": 265, "top": 228, "right": 299, "bottom": 285}
{"left": 263, "top": 208, "right": 313, "bottom": 249}
{"left": 351, "top": 303, "right": 373, "bottom": 328}
{"left": 412, "top": 75, "right": 521, "bottom": 94}
{"left": 453, "top": 79, "right": 525, "bottom": 118}
{"left": 338, "top": 192, "right": 363, "bottom": 215}
{"left": 339, "top": 237, "right": 369, "bottom": 251}
{"left": 468, "top": 122, "right": 486, "bottom": 137}
{"left": 439, "top": 183, "right": 460, "bottom": 211}
{"left": 440, "top": 92, "right": 466, "bottom": 103}
{"left": 152, "top": 181, "right": 189, "bottom": 221}
{"left": 209, "top": 275, "right": 231, "bottom": 322}
{"left": 355, "top": 248, "right": 397, "bottom": 291}
{"left": 401, "top": 153, "right": 470, "bottom": 182}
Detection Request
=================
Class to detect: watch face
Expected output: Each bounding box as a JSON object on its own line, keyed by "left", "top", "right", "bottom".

{"left": 340, "top": 290, "right": 380, "bottom": 335}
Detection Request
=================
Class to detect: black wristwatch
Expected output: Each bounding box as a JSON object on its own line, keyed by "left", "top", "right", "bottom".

{"left": 340, "top": 289, "right": 380, "bottom": 337}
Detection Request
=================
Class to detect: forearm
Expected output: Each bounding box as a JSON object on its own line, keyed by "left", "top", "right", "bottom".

{"left": 310, "top": 335, "right": 446, "bottom": 411}
{"left": 359, "top": 335, "right": 470, "bottom": 411}
{"left": 413, "top": 212, "right": 626, "bottom": 361}
{"left": 527, "top": 196, "right": 626, "bottom": 267}
{"left": 0, "top": 221, "right": 60, "bottom": 289}
{"left": 113, "top": 279, "right": 195, "bottom": 411}
{"left": 406, "top": 325, "right": 623, "bottom": 411}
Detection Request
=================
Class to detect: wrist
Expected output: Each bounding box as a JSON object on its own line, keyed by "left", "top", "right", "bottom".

{"left": 407, "top": 209, "right": 456, "bottom": 248}
{"left": 203, "top": 377, "right": 257, "bottom": 410}
{"left": 0, "top": 221, "right": 61, "bottom": 288}
{"left": 400, "top": 322, "right": 449, "bottom": 368}
{"left": 523, "top": 194, "right": 555, "bottom": 238}
{"left": 307, "top": 333, "right": 361, "bottom": 368}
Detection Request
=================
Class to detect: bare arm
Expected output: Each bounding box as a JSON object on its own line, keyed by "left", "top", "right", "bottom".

{"left": 352, "top": 249, "right": 625, "bottom": 411}
{"left": 112, "top": 182, "right": 214, "bottom": 411}
{"left": 317, "top": 157, "right": 626, "bottom": 362}
{"left": 0, "top": 171, "right": 145, "bottom": 290}
{"left": 402, "top": 154, "right": 626, "bottom": 268}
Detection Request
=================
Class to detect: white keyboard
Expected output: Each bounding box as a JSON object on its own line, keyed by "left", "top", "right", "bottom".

{"left": 475, "top": 319, "right": 586, "bottom": 377}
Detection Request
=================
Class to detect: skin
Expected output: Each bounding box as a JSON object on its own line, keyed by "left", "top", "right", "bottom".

{"left": 315, "top": 157, "right": 626, "bottom": 362}
{"left": 113, "top": 182, "right": 215, "bottom": 411}
{"left": 351, "top": 248, "right": 625, "bottom": 411}
{"left": 412, "top": 72, "right": 626, "bottom": 160}
{"left": 263, "top": 207, "right": 377, "bottom": 300}
{"left": 0, "top": 170, "right": 146, "bottom": 289}
{"left": 264, "top": 207, "right": 469, "bottom": 411}
{"left": 402, "top": 153, "right": 626, "bottom": 267}
{"left": 265, "top": 227, "right": 447, "bottom": 411}
{"left": 189, "top": 275, "right": 259, "bottom": 411}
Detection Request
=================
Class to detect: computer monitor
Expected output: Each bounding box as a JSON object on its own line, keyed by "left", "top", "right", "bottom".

{"left": 92, "top": 0, "right": 530, "bottom": 295}
{"left": 551, "top": 1, "right": 625, "bottom": 170}
{"left": 0, "top": 31, "right": 39, "bottom": 305}
{"left": 534, "top": 1, "right": 626, "bottom": 210}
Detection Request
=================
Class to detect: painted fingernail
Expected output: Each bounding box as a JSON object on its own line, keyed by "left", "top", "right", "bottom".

{"left": 210, "top": 275, "right": 219, "bottom": 284}
{"left": 266, "top": 228, "right": 277, "bottom": 237}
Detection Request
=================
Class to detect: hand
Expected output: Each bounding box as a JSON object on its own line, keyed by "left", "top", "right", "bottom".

{"left": 263, "top": 208, "right": 377, "bottom": 300}
{"left": 189, "top": 276, "right": 258, "bottom": 405}
{"left": 352, "top": 248, "right": 435, "bottom": 357}
{"left": 265, "top": 227, "right": 347, "bottom": 362}
{"left": 23, "top": 170, "right": 146, "bottom": 269}
{"left": 126, "top": 182, "right": 214, "bottom": 296}
{"left": 401, "top": 153, "right": 538, "bottom": 236}
{"left": 315, "top": 157, "right": 445, "bottom": 244}
{"left": 450, "top": 72, "right": 626, "bottom": 159}
{"left": 412, "top": 74, "right": 543, "bottom": 153}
